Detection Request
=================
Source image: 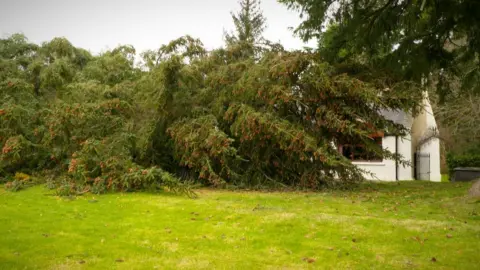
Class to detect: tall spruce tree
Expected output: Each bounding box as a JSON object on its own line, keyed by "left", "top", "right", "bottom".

{"left": 225, "top": 0, "right": 267, "bottom": 58}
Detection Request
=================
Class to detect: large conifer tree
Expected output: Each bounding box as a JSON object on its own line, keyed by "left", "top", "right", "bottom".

{"left": 279, "top": 0, "right": 480, "bottom": 98}
{"left": 225, "top": 0, "right": 267, "bottom": 58}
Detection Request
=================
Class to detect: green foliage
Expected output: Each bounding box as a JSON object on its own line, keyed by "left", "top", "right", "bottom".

{"left": 142, "top": 38, "right": 421, "bottom": 188}
{"left": 434, "top": 93, "right": 480, "bottom": 154}
{"left": 82, "top": 45, "right": 140, "bottom": 85}
{"left": 0, "top": 135, "right": 47, "bottom": 173}
{"left": 4, "top": 172, "right": 36, "bottom": 192}
{"left": 0, "top": 33, "right": 38, "bottom": 69}
{"left": 121, "top": 167, "right": 196, "bottom": 197}
{"left": 63, "top": 138, "right": 191, "bottom": 196}
{"left": 168, "top": 115, "right": 240, "bottom": 186}
{"left": 446, "top": 153, "right": 480, "bottom": 176}
{"left": 225, "top": 0, "right": 267, "bottom": 58}
{"left": 4, "top": 180, "right": 25, "bottom": 192}
{"left": 40, "top": 58, "right": 75, "bottom": 90}
{"left": 280, "top": 0, "right": 480, "bottom": 99}
{"left": 0, "top": 34, "right": 189, "bottom": 195}
{"left": 0, "top": 31, "right": 422, "bottom": 191}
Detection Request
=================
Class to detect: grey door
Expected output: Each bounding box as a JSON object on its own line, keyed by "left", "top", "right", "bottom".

{"left": 415, "top": 153, "right": 431, "bottom": 180}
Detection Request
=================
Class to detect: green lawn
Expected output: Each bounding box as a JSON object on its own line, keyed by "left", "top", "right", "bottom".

{"left": 0, "top": 182, "right": 479, "bottom": 269}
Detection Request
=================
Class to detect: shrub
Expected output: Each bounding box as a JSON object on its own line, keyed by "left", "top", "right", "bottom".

{"left": 1, "top": 136, "right": 48, "bottom": 173}
{"left": 121, "top": 167, "right": 196, "bottom": 197}
{"left": 4, "top": 172, "right": 37, "bottom": 192}
{"left": 54, "top": 178, "right": 87, "bottom": 196}
{"left": 4, "top": 180, "right": 24, "bottom": 192}
{"left": 14, "top": 172, "right": 31, "bottom": 181}
{"left": 60, "top": 138, "right": 194, "bottom": 196}
{"left": 446, "top": 153, "right": 480, "bottom": 176}
{"left": 168, "top": 115, "right": 239, "bottom": 186}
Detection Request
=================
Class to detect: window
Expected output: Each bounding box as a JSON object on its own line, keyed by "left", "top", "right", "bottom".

{"left": 339, "top": 136, "right": 383, "bottom": 162}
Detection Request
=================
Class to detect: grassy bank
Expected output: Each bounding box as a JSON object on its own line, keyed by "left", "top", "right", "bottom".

{"left": 0, "top": 181, "right": 479, "bottom": 269}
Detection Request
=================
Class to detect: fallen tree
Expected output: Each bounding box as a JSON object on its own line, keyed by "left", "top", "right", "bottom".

{"left": 0, "top": 34, "right": 422, "bottom": 192}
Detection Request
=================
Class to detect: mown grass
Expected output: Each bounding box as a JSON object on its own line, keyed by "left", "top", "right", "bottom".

{"left": 0, "top": 181, "right": 479, "bottom": 269}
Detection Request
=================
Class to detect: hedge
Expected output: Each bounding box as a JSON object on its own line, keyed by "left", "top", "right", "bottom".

{"left": 446, "top": 153, "right": 480, "bottom": 176}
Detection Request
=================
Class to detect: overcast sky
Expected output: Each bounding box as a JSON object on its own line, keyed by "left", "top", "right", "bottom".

{"left": 0, "top": 0, "right": 314, "bottom": 54}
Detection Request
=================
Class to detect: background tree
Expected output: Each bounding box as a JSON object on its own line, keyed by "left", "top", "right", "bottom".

{"left": 279, "top": 0, "right": 480, "bottom": 100}
{"left": 434, "top": 93, "right": 480, "bottom": 154}
{"left": 225, "top": 0, "right": 267, "bottom": 58}
{"left": 0, "top": 34, "right": 189, "bottom": 195}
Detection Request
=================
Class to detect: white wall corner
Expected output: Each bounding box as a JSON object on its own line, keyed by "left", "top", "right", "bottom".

{"left": 397, "top": 134, "right": 413, "bottom": 180}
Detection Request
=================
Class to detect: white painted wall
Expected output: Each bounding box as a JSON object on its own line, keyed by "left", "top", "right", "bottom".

{"left": 422, "top": 138, "right": 441, "bottom": 182}
{"left": 411, "top": 106, "right": 427, "bottom": 153}
{"left": 411, "top": 93, "right": 441, "bottom": 182}
{"left": 353, "top": 108, "right": 415, "bottom": 181}
{"left": 420, "top": 95, "right": 441, "bottom": 182}
{"left": 397, "top": 134, "right": 414, "bottom": 180}
{"left": 350, "top": 92, "right": 441, "bottom": 182}
{"left": 353, "top": 136, "right": 398, "bottom": 181}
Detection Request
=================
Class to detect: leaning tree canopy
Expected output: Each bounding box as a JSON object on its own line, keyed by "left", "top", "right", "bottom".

{"left": 0, "top": 33, "right": 422, "bottom": 191}
{"left": 280, "top": 0, "right": 480, "bottom": 99}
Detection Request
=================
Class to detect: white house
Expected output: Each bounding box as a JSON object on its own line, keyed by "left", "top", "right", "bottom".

{"left": 346, "top": 93, "right": 441, "bottom": 182}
